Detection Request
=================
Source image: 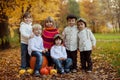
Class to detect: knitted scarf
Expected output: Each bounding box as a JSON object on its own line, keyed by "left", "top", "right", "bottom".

{"left": 42, "top": 27, "right": 59, "bottom": 49}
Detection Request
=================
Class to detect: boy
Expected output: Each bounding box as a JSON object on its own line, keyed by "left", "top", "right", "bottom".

{"left": 62, "top": 14, "right": 78, "bottom": 72}
{"left": 50, "top": 34, "right": 72, "bottom": 74}
{"left": 77, "top": 18, "right": 96, "bottom": 72}
{"left": 28, "top": 24, "right": 47, "bottom": 76}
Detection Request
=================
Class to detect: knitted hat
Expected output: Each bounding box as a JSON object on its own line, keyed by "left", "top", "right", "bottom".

{"left": 54, "top": 34, "right": 63, "bottom": 40}
{"left": 53, "top": 34, "right": 63, "bottom": 44}
{"left": 77, "top": 18, "right": 87, "bottom": 27}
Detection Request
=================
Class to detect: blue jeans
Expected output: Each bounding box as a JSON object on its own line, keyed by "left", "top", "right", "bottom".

{"left": 21, "top": 43, "right": 30, "bottom": 69}
{"left": 52, "top": 58, "right": 72, "bottom": 73}
{"left": 31, "top": 51, "right": 43, "bottom": 71}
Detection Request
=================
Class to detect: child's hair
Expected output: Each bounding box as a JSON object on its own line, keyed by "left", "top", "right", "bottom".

{"left": 45, "top": 16, "right": 54, "bottom": 22}
{"left": 53, "top": 34, "right": 63, "bottom": 44}
{"left": 44, "top": 16, "right": 56, "bottom": 27}
{"left": 66, "top": 14, "right": 77, "bottom": 20}
{"left": 77, "top": 18, "right": 87, "bottom": 27}
{"left": 22, "top": 12, "right": 32, "bottom": 19}
{"left": 32, "top": 24, "right": 42, "bottom": 30}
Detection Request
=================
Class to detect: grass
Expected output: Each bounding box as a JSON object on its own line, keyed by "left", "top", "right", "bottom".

{"left": 94, "top": 33, "right": 120, "bottom": 40}
{"left": 93, "top": 33, "right": 120, "bottom": 76}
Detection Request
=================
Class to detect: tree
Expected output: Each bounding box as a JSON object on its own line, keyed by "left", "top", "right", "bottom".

{"left": 68, "top": 0, "right": 80, "bottom": 18}
{"left": 58, "top": 0, "right": 80, "bottom": 33}
{"left": 0, "top": 0, "right": 34, "bottom": 49}
{"left": 80, "top": 0, "right": 101, "bottom": 33}
{"left": 0, "top": 0, "right": 15, "bottom": 49}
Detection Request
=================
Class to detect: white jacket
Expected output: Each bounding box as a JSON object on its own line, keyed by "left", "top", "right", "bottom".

{"left": 78, "top": 28, "right": 96, "bottom": 52}
{"left": 62, "top": 25, "right": 78, "bottom": 51}
{"left": 50, "top": 45, "right": 67, "bottom": 59}
{"left": 19, "top": 22, "right": 32, "bottom": 44}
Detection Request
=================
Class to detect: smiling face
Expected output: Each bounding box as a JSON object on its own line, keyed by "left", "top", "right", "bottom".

{"left": 24, "top": 17, "right": 32, "bottom": 24}
{"left": 33, "top": 26, "right": 42, "bottom": 36}
{"left": 55, "top": 38, "right": 62, "bottom": 46}
{"left": 45, "top": 21, "right": 54, "bottom": 27}
{"left": 67, "top": 18, "right": 76, "bottom": 27}
{"left": 77, "top": 21, "right": 86, "bottom": 30}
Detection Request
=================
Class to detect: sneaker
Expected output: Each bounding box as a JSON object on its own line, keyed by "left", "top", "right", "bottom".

{"left": 60, "top": 69, "right": 65, "bottom": 74}
{"left": 65, "top": 69, "right": 70, "bottom": 73}
{"left": 19, "top": 69, "right": 26, "bottom": 75}
{"left": 87, "top": 70, "right": 92, "bottom": 73}
{"left": 71, "top": 69, "right": 77, "bottom": 73}
{"left": 34, "top": 70, "right": 40, "bottom": 76}
{"left": 26, "top": 68, "right": 33, "bottom": 74}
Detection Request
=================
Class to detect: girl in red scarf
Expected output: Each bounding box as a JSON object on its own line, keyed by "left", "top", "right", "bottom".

{"left": 42, "top": 16, "right": 59, "bottom": 66}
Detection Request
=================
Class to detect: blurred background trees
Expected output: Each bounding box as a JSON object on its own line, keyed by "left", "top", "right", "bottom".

{"left": 0, "top": 0, "right": 120, "bottom": 49}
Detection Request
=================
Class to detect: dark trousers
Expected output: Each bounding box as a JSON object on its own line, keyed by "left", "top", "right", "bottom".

{"left": 43, "top": 51, "right": 53, "bottom": 66}
{"left": 66, "top": 49, "right": 77, "bottom": 70}
{"left": 21, "top": 43, "right": 30, "bottom": 69}
{"left": 80, "top": 50, "right": 92, "bottom": 71}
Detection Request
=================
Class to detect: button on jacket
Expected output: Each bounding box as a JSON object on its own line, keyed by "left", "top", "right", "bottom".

{"left": 62, "top": 26, "right": 78, "bottom": 51}
{"left": 78, "top": 28, "right": 96, "bottom": 52}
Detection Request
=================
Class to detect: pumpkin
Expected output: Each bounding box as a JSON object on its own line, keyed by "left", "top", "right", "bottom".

{"left": 40, "top": 67, "right": 49, "bottom": 75}
{"left": 30, "top": 55, "right": 48, "bottom": 70}
{"left": 50, "top": 69, "right": 57, "bottom": 75}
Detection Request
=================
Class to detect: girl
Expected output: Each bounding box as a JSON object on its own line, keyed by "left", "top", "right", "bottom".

{"left": 42, "top": 16, "right": 59, "bottom": 66}
{"left": 19, "top": 12, "right": 33, "bottom": 73}
{"left": 77, "top": 18, "right": 96, "bottom": 72}
{"left": 50, "top": 34, "right": 72, "bottom": 74}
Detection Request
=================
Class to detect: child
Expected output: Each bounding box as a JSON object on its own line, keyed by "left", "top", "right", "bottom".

{"left": 77, "top": 18, "right": 96, "bottom": 72}
{"left": 19, "top": 12, "right": 33, "bottom": 72}
{"left": 42, "top": 16, "right": 59, "bottom": 66}
{"left": 28, "top": 24, "right": 47, "bottom": 76}
{"left": 62, "top": 14, "right": 78, "bottom": 72}
{"left": 50, "top": 34, "right": 72, "bottom": 74}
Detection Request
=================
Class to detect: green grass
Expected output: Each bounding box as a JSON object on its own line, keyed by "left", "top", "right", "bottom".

{"left": 93, "top": 33, "right": 120, "bottom": 75}
{"left": 94, "top": 33, "right": 120, "bottom": 40}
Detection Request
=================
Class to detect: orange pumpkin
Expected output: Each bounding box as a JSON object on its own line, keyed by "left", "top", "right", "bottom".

{"left": 46, "top": 66, "right": 53, "bottom": 73}
{"left": 40, "top": 67, "right": 49, "bottom": 75}
{"left": 30, "top": 55, "right": 48, "bottom": 70}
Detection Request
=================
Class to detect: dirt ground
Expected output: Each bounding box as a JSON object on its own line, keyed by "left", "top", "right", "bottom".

{"left": 0, "top": 47, "right": 119, "bottom": 80}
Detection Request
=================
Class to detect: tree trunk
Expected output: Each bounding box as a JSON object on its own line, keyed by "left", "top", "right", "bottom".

{"left": 0, "top": 13, "right": 10, "bottom": 49}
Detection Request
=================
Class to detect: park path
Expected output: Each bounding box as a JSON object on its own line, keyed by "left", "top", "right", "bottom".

{"left": 0, "top": 47, "right": 119, "bottom": 80}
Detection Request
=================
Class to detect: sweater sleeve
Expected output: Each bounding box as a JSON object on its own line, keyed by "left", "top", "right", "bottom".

{"left": 62, "top": 46, "right": 67, "bottom": 59}
{"left": 89, "top": 30, "right": 96, "bottom": 46}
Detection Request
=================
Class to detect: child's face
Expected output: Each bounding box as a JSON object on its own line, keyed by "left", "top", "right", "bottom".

{"left": 77, "top": 22, "right": 85, "bottom": 30}
{"left": 45, "top": 21, "right": 54, "bottom": 27}
{"left": 24, "top": 17, "right": 32, "bottom": 24}
{"left": 55, "top": 39, "right": 62, "bottom": 45}
{"left": 67, "top": 18, "right": 76, "bottom": 27}
{"left": 33, "top": 27, "right": 42, "bottom": 36}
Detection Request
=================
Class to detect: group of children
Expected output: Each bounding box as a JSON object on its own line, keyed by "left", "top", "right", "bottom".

{"left": 19, "top": 12, "right": 96, "bottom": 76}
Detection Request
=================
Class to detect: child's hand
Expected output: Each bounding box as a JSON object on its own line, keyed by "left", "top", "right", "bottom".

{"left": 42, "top": 50, "right": 46, "bottom": 53}
{"left": 59, "top": 58, "right": 66, "bottom": 60}
{"left": 92, "top": 45, "right": 96, "bottom": 50}
{"left": 45, "top": 48, "right": 48, "bottom": 52}
{"left": 29, "top": 34, "right": 34, "bottom": 39}
{"left": 42, "top": 48, "right": 48, "bottom": 53}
